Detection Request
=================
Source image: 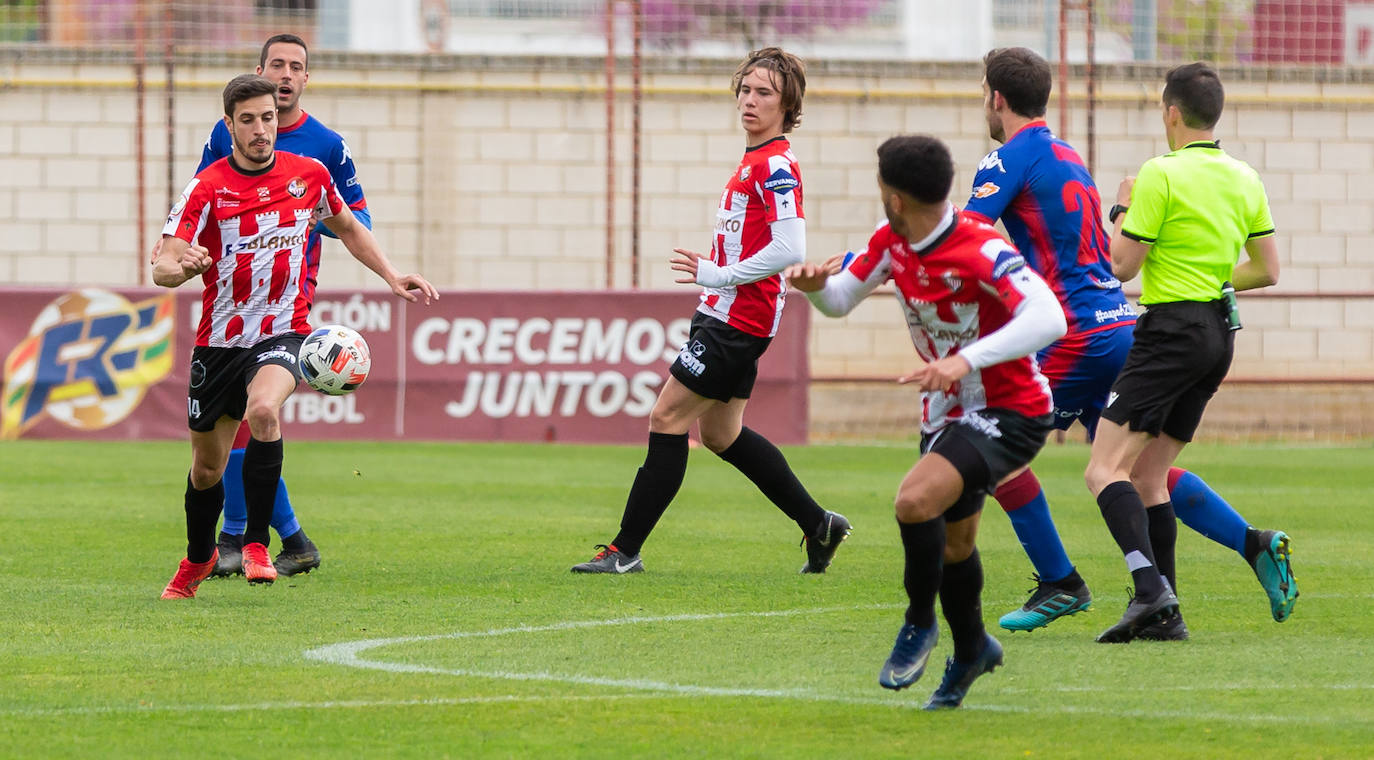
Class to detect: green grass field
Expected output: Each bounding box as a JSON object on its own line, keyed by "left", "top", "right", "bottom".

{"left": 2, "top": 439, "right": 1372, "bottom": 758}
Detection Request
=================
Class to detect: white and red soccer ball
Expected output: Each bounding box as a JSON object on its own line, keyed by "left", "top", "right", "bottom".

{"left": 298, "top": 324, "right": 371, "bottom": 395}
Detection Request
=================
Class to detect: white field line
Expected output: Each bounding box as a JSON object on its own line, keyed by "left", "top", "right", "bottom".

{"left": 0, "top": 694, "right": 661, "bottom": 718}
{"left": 299, "top": 605, "right": 1371, "bottom": 726}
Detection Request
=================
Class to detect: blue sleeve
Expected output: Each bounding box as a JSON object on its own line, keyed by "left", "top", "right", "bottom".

{"left": 316, "top": 134, "right": 370, "bottom": 240}
{"left": 197, "top": 121, "right": 232, "bottom": 173}
{"left": 964, "top": 148, "right": 1021, "bottom": 223}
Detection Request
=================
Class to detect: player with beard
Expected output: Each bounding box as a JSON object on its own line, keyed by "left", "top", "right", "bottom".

{"left": 156, "top": 74, "right": 435, "bottom": 599}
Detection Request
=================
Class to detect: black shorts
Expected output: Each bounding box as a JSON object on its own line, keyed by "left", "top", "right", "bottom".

{"left": 921, "top": 409, "right": 1053, "bottom": 521}
{"left": 186, "top": 333, "right": 304, "bottom": 432}
{"left": 1100, "top": 300, "right": 1234, "bottom": 441}
{"left": 668, "top": 312, "right": 772, "bottom": 403}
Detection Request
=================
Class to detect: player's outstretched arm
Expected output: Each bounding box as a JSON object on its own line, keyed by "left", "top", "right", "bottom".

{"left": 322, "top": 208, "right": 439, "bottom": 305}
{"left": 152, "top": 236, "right": 212, "bottom": 288}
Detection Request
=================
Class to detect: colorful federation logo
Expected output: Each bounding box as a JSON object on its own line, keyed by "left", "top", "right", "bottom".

{"left": 2, "top": 289, "right": 175, "bottom": 439}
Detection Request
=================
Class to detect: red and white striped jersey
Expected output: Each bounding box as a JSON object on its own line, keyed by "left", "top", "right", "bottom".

{"left": 163, "top": 152, "right": 345, "bottom": 348}
{"left": 698, "top": 136, "right": 803, "bottom": 338}
{"left": 848, "top": 215, "right": 1055, "bottom": 433}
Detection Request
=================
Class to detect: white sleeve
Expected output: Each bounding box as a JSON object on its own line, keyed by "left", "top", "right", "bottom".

{"left": 958, "top": 268, "right": 1068, "bottom": 370}
{"left": 695, "top": 217, "right": 805, "bottom": 288}
{"left": 803, "top": 255, "right": 889, "bottom": 318}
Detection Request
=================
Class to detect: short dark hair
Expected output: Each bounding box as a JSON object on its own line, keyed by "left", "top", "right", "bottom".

{"left": 877, "top": 135, "right": 954, "bottom": 205}
{"left": 222, "top": 74, "right": 278, "bottom": 117}
{"left": 259, "top": 33, "right": 309, "bottom": 70}
{"left": 983, "top": 47, "right": 1052, "bottom": 118}
{"left": 732, "top": 47, "right": 806, "bottom": 132}
{"left": 1163, "top": 62, "right": 1224, "bottom": 129}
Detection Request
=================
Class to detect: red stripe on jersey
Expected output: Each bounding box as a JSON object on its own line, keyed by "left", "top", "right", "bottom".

{"left": 268, "top": 248, "right": 291, "bottom": 304}
{"left": 232, "top": 252, "right": 254, "bottom": 305}
{"left": 261, "top": 314, "right": 275, "bottom": 336}
{"left": 225, "top": 314, "right": 244, "bottom": 342}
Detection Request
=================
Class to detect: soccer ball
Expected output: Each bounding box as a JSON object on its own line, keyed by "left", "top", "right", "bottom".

{"left": 298, "top": 325, "right": 371, "bottom": 395}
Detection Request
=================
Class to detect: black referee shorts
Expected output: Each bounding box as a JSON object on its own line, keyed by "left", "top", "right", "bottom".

{"left": 1100, "top": 300, "right": 1234, "bottom": 442}
{"left": 669, "top": 312, "right": 771, "bottom": 403}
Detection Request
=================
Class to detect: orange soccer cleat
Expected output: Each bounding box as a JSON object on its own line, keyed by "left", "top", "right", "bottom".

{"left": 160, "top": 549, "right": 220, "bottom": 599}
{"left": 242, "top": 542, "right": 278, "bottom": 584}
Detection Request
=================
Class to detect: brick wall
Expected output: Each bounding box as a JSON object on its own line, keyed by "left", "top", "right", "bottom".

{"left": 3, "top": 51, "right": 1371, "bottom": 383}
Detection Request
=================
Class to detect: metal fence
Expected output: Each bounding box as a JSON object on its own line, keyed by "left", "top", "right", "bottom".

{"left": 3, "top": 1, "right": 1370, "bottom": 65}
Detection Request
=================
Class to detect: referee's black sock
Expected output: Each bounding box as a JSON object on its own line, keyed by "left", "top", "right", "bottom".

{"left": 715, "top": 427, "right": 827, "bottom": 535}
{"left": 611, "top": 432, "right": 689, "bottom": 558}
{"left": 242, "top": 436, "right": 284, "bottom": 548}
{"left": 1146, "top": 501, "right": 1178, "bottom": 595}
{"left": 1096, "top": 481, "right": 1166, "bottom": 599}
{"left": 183, "top": 475, "right": 224, "bottom": 564}
{"left": 899, "top": 516, "right": 945, "bottom": 630}
{"left": 939, "top": 549, "right": 986, "bottom": 662}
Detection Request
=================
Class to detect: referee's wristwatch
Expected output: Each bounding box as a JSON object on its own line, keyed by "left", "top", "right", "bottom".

{"left": 1109, "top": 204, "right": 1129, "bottom": 224}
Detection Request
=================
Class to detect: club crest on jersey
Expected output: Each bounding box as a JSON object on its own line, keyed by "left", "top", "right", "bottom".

{"left": 257, "top": 187, "right": 270, "bottom": 201}
{"left": 739, "top": 165, "right": 751, "bottom": 182}
{"left": 972, "top": 182, "right": 1001, "bottom": 199}
{"left": 287, "top": 178, "right": 306, "bottom": 199}
{"left": 940, "top": 271, "right": 963, "bottom": 293}
{"left": 977, "top": 151, "right": 1006, "bottom": 174}
{"left": 763, "top": 168, "right": 798, "bottom": 194}
{"left": 991, "top": 248, "right": 1026, "bottom": 280}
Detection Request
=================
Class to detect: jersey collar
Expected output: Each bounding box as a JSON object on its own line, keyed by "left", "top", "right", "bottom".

{"left": 910, "top": 203, "right": 958, "bottom": 256}
{"left": 1180, "top": 139, "right": 1220, "bottom": 150}
{"left": 1009, "top": 119, "right": 1049, "bottom": 141}
{"left": 228, "top": 154, "right": 276, "bottom": 176}
{"left": 278, "top": 110, "right": 309, "bottom": 134}
{"left": 745, "top": 135, "right": 788, "bottom": 153}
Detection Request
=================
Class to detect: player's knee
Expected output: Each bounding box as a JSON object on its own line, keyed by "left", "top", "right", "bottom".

{"left": 894, "top": 492, "right": 940, "bottom": 523}
{"left": 243, "top": 401, "right": 281, "bottom": 439}
{"left": 188, "top": 461, "right": 224, "bottom": 490}
{"left": 943, "top": 534, "right": 976, "bottom": 563}
{"left": 1083, "top": 460, "right": 1117, "bottom": 496}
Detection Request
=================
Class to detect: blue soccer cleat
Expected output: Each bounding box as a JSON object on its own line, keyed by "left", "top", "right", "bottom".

{"left": 924, "top": 632, "right": 1005, "bottom": 710}
{"left": 998, "top": 575, "right": 1092, "bottom": 631}
{"left": 1250, "top": 530, "right": 1298, "bottom": 622}
{"left": 878, "top": 623, "right": 939, "bottom": 690}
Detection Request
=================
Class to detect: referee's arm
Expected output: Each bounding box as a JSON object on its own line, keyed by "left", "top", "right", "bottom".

{"left": 1231, "top": 235, "right": 1280, "bottom": 291}
{"left": 1108, "top": 175, "right": 1149, "bottom": 281}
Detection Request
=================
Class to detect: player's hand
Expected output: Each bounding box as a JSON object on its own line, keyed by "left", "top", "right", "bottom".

{"left": 670, "top": 248, "right": 706, "bottom": 284}
{"left": 149, "top": 237, "right": 163, "bottom": 265}
{"left": 179, "top": 244, "right": 213, "bottom": 278}
{"left": 390, "top": 274, "right": 439, "bottom": 305}
{"left": 1116, "top": 176, "right": 1135, "bottom": 206}
{"left": 783, "top": 261, "right": 833, "bottom": 292}
{"left": 897, "top": 355, "right": 972, "bottom": 393}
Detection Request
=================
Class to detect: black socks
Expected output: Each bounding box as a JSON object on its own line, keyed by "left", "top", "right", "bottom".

{"left": 899, "top": 517, "right": 946, "bottom": 629}
{"left": 242, "top": 437, "right": 284, "bottom": 548}
{"left": 1146, "top": 501, "right": 1178, "bottom": 594}
{"left": 611, "top": 432, "right": 690, "bottom": 558}
{"left": 1096, "top": 481, "right": 1166, "bottom": 599}
{"left": 184, "top": 476, "right": 224, "bottom": 564}
{"left": 716, "top": 427, "right": 827, "bottom": 534}
{"left": 940, "top": 549, "right": 986, "bottom": 662}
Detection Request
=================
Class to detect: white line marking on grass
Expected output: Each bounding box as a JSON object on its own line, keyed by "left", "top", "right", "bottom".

{"left": 0, "top": 693, "right": 662, "bottom": 719}
{"left": 302, "top": 605, "right": 1368, "bottom": 725}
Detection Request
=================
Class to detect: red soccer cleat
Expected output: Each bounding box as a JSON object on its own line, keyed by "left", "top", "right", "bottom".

{"left": 160, "top": 549, "right": 220, "bottom": 599}
{"left": 242, "top": 542, "right": 278, "bottom": 584}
